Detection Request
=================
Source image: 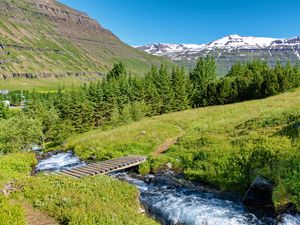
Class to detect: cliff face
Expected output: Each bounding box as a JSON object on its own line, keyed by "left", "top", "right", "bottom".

{"left": 0, "top": 0, "right": 165, "bottom": 78}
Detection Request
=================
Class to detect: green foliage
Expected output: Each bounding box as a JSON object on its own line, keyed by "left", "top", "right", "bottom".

{"left": 0, "top": 152, "right": 35, "bottom": 224}
{"left": 0, "top": 196, "right": 26, "bottom": 225}
{"left": 2, "top": 59, "right": 297, "bottom": 151}
{"left": 0, "top": 102, "right": 9, "bottom": 119}
{"left": 138, "top": 161, "right": 151, "bottom": 175}
{"left": 0, "top": 152, "right": 36, "bottom": 187}
{"left": 190, "top": 56, "right": 217, "bottom": 107}
{"left": 57, "top": 89, "right": 95, "bottom": 133}
{"left": 0, "top": 115, "right": 43, "bottom": 153}
{"left": 171, "top": 67, "right": 190, "bottom": 111}
{"left": 106, "top": 62, "right": 127, "bottom": 81}
{"left": 19, "top": 175, "right": 158, "bottom": 225}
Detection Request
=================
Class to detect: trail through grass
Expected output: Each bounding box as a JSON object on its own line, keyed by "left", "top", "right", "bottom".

{"left": 67, "top": 88, "right": 300, "bottom": 210}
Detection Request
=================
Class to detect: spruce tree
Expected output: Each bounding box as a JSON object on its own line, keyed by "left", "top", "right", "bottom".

{"left": 144, "top": 66, "right": 163, "bottom": 115}
{"left": 171, "top": 66, "right": 190, "bottom": 111}
{"left": 106, "top": 62, "right": 126, "bottom": 81}
{"left": 156, "top": 64, "right": 175, "bottom": 113}
{"left": 190, "top": 56, "right": 217, "bottom": 107}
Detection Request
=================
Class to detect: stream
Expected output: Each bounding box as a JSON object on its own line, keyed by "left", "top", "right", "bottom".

{"left": 35, "top": 152, "right": 300, "bottom": 225}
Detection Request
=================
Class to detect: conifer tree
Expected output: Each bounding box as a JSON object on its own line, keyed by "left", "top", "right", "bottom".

{"left": 156, "top": 64, "right": 175, "bottom": 113}
{"left": 171, "top": 66, "right": 190, "bottom": 111}
{"left": 190, "top": 56, "right": 217, "bottom": 107}
{"left": 144, "top": 66, "right": 163, "bottom": 115}
{"left": 106, "top": 62, "right": 126, "bottom": 81}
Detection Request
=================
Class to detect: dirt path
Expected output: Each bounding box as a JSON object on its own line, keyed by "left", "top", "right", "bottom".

{"left": 23, "top": 202, "right": 58, "bottom": 225}
{"left": 2, "top": 182, "right": 57, "bottom": 225}
{"left": 152, "top": 125, "right": 185, "bottom": 157}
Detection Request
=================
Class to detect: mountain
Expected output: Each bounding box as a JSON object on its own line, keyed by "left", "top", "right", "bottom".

{"left": 0, "top": 0, "right": 167, "bottom": 79}
{"left": 137, "top": 34, "right": 300, "bottom": 74}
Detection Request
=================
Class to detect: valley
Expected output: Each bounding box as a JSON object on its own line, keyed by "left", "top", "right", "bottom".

{"left": 0, "top": 1, "right": 300, "bottom": 225}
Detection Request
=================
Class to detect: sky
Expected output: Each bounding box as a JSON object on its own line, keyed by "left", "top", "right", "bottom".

{"left": 59, "top": 0, "right": 300, "bottom": 46}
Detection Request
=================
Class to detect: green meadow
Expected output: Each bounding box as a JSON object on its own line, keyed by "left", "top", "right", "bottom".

{"left": 67, "top": 88, "right": 300, "bottom": 210}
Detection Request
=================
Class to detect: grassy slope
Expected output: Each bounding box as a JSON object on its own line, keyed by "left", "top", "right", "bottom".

{"left": 0, "top": 0, "right": 169, "bottom": 76}
{"left": 68, "top": 88, "right": 300, "bottom": 158}
{"left": 0, "top": 76, "right": 100, "bottom": 91}
{"left": 67, "top": 88, "right": 300, "bottom": 209}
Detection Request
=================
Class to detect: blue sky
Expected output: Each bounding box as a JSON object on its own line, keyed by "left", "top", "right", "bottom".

{"left": 59, "top": 0, "right": 300, "bottom": 46}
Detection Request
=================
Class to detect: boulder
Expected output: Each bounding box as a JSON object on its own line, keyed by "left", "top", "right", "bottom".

{"left": 243, "top": 176, "right": 275, "bottom": 216}
{"left": 166, "top": 162, "right": 173, "bottom": 170}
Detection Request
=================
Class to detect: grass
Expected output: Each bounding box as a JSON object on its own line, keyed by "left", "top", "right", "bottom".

{"left": 0, "top": 152, "right": 36, "bottom": 187}
{"left": 0, "top": 152, "right": 158, "bottom": 224}
{"left": 0, "top": 0, "right": 169, "bottom": 77}
{"left": 0, "top": 76, "right": 101, "bottom": 91}
{"left": 66, "top": 88, "right": 300, "bottom": 210}
{"left": 0, "top": 153, "right": 36, "bottom": 225}
{"left": 68, "top": 120, "right": 182, "bottom": 160}
{"left": 18, "top": 175, "right": 158, "bottom": 225}
{"left": 0, "top": 196, "right": 26, "bottom": 225}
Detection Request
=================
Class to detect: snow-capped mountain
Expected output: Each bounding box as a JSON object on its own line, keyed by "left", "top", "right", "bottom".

{"left": 136, "top": 35, "right": 300, "bottom": 74}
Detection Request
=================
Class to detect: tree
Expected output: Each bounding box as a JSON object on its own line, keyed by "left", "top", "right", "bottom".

{"left": 143, "top": 66, "right": 163, "bottom": 115}
{"left": 58, "top": 90, "right": 94, "bottom": 133}
{"left": 171, "top": 66, "right": 190, "bottom": 111}
{"left": 106, "top": 62, "right": 126, "bottom": 81}
{"left": 46, "top": 120, "right": 75, "bottom": 146}
{"left": 261, "top": 69, "right": 279, "bottom": 97}
{"left": 0, "top": 115, "right": 43, "bottom": 153}
{"left": 190, "top": 56, "right": 217, "bottom": 107}
{"left": 216, "top": 77, "right": 233, "bottom": 105}
{"left": 156, "top": 64, "right": 175, "bottom": 113}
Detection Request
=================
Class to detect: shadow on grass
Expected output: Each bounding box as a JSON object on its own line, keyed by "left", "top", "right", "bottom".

{"left": 275, "top": 120, "right": 300, "bottom": 140}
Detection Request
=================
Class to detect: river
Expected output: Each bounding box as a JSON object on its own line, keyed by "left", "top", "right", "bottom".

{"left": 36, "top": 152, "right": 300, "bottom": 225}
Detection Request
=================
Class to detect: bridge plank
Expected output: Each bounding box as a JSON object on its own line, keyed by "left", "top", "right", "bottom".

{"left": 52, "top": 156, "right": 147, "bottom": 178}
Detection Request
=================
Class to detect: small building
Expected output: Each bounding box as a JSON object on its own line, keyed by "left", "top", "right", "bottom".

{"left": 2, "top": 100, "right": 10, "bottom": 107}
{"left": 0, "top": 90, "right": 9, "bottom": 95}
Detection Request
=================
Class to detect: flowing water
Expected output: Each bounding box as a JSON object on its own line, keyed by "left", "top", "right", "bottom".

{"left": 112, "top": 172, "right": 300, "bottom": 225}
{"left": 35, "top": 151, "right": 86, "bottom": 172}
{"left": 35, "top": 153, "right": 300, "bottom": 225}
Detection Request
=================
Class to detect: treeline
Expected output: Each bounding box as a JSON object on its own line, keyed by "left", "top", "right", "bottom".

{"left": 52, "top": 58, "right": 300, "bottom": 133}
{"left": 200, "top": 60, "right": 300, "bottom": 106}
{"left": 0, "top": 58, "right": 299, "bottom": 152}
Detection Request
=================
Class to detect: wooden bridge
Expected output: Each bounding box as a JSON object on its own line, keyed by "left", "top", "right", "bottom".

{"left": 51, "top": 155, "right": 147, "bottom": 179}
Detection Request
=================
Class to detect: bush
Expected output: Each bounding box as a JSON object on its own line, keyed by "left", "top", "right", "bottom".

{"left": 0, "top": 152, "right": 37, "bottom": 187}
{"left": 0, "top": 115, "right": 43, "bottom": 153}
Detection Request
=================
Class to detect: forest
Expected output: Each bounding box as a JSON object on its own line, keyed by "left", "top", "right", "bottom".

{"left": 0, "top": 57, "right": 300, "bottom": 153}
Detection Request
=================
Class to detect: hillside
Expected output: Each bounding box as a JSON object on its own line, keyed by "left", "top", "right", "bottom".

{"left": 137, "top": 34, "right": 300, "bottom": 74}
{"left": 0, "top": 0, "right": 167, "bottom": 79}
{"left": 67, "top": 88, "right": 300, "bottom": 211}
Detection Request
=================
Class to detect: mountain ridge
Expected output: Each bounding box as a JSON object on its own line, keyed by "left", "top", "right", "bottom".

{"left": 136, "top": 34, "right": 300, "bottom": 74}
{"left": 0, "top": 0, "right": 167, "bottom": 79}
